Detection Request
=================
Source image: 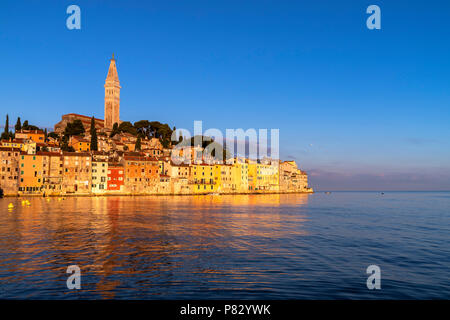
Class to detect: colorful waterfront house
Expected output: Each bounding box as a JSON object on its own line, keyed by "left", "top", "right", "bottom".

{"left": 256, "top": 161, "right": 279, "bottom": 191}
{"left": 0, "top": 147, "right": 20, "bottom": 195}
{"left": 171, "top": 176, "right": 190, "bottom": 194}
{"left": 69, "top": 136, "right": 91, "bottom": 152}
{"left": 279, "top": 160, "right": 311, "bottom": 192}
{"left": 168, "top": 161, "right": 191, "bottom": 194}
{"left": 107, "top": 162, "right": 124, "bottom": 192}
{"left": 247, "top": 161, "right": 257, "bottom": 191}
{"left": 61, "top": 152, "right": 92, "bottom": 194}
{"left": 41, "top": 152, "right": 64, "bottom": 195}
{"left": 15, "top": 129, "right": 45, "bottom": 144}
{"left": 122, "top": 155, "right": 159, "bottom": 193}
{"left": 170, "top": 162, "right": 190, "bottom": 178}
{"left": 213, "top": 164, "right": 233, "bottom": 193}
{"left": 91, "top": 159, "right": 108, "bottom": 194}
{"left": 18, "top": 153, "right": 44, "bottom": 194}
{"left": 190, "top": 163, "right": 217, "bottom": 193}
{"left": 229, "top": 158, "right": 249, "bottom": 193}
{"left": 157, "top": 174, "right": 171, "bottom": 193}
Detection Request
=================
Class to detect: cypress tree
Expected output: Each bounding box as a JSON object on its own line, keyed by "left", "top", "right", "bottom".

{"left": 15, "top": 117, "right": 21, "bottom": 132}
{"left": 90, "top": 117, "right": 98, "bottom": 151}
{"left": 1, "top": 115, "right": 9, "bottom": 140}
{"left": 110, "top": 122, "right": 119, "bottom": 138}
{"left": 135, "top": 136, "right": 141, "bottom": 151}
{"left": 4, "top": 114, "right": 9, "bottom": 135}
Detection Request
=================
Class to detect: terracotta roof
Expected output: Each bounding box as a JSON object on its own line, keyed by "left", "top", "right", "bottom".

{"left": 0, "top": 147, "right": 21, "bottom": 152}
{"left": 36, "top": 151, "right": 62, "bottom": 157}
{"left": 170, "top": 161, "right": 190, "bottom": 167}
{"left": 64, "top": 113, "right": 104, "bottom": 121}
{"left": 1, "top": 138, "right": 26, "bottom": 143}
{"left": 108, "top": 162, "right": 123, "bottom": 168}
{"left": 62, "top": 152, "right": 91, "bottom": 157}
{"left": 18, "top": 129, "right": 45, "bottom": 134}
{"left": 124, "top": 155, "right": 158, "bottom": 162}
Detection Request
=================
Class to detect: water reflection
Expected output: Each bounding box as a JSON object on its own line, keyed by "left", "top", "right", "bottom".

{"left": 0, "top": 194, "right": 309, "bottom": 299}
{"left": 1, "top": 193, "right": 450, "bottom": 299}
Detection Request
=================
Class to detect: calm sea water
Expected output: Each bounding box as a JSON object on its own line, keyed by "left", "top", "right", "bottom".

{"left": 0, "top": 192, "right": 449, "bottom": 299}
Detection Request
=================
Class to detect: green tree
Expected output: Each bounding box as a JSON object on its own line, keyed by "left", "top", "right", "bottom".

{"left": 1, "top": 115, "right": 10, "bottom": 140}
{"left": 118, "top": 121, "right": 138, "bottom": 136}
{"left": 134, "top": 120, "right": 151, "bottom": 137}
{"left": 90, "top": 117, "right": 98, "bottom": 151}
{"left": 135, "top": 136, "right": 141, "bottom": 151}
{"left": 110, "top": 122, "right": 119, "bottom": 137}
{"left": 60, "top": 136, "right": 75, "bottom": 152}
{"left": 48, "top": 132, "right": 59, "bottom": 140}
{"left": 21, "top": 120, "right": 40, "bottom": 131}
{"left": 63, "top": 119, "right": 85, "bottom": 137}
{"left": 15, "top": 117, "right": 21, "bottom": 132}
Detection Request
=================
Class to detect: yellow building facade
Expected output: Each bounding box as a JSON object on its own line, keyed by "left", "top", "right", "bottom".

{"left": 191, "top": 164, "right": 217, "bottom": 193}
{"left": 214, "top": 164, "right": 233, "bottom": 193}
{"left": 231, "top": 160, "right": 249, "bottom": 193}
{"left": 19, "top": 153, "right": 44, "bottom": 193}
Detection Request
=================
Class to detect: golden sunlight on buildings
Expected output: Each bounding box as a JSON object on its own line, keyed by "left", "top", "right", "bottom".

{"left": 0, "top": 55, "right": 312, "bottom": 196}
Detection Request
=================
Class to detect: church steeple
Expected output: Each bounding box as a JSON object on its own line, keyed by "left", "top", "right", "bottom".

{"left": 106, "top": 54, "right": 120, "bottom": 84}
{"left": 104, "top": 54, "right": 121, "bottom": 129}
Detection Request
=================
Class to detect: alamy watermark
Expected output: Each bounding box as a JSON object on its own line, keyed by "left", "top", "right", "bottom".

{"left": 66, "top": 265, "right": 81, "bottom": 289}
{"left": 366, "top": 5, "right": 381, "bottom": 30}
{"left": 170, "top": 121, "right": 280, "bottom": 165}
{"left": 65, "top": 5, "right": 381, "bottom": 31}
{"left": 66, "top": 5, "right": 81, "bottom": 30}
{"left": 366, "top": 265, "right": 381, "bottom": 290}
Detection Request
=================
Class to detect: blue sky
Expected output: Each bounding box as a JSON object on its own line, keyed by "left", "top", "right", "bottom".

{"left": 1, "top": 0, "right": 450, "bottom": 190}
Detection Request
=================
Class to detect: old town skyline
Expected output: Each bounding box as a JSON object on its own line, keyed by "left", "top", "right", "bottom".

{"left": 1, "top": 2, "right": 449, "bottom": 191}
{"left": 0, "top": 54, "right": 312, "bottom": 197}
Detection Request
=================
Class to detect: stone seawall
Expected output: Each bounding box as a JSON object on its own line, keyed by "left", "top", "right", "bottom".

{"left": 3, "top": 190, "right": 314, "bottom": 197}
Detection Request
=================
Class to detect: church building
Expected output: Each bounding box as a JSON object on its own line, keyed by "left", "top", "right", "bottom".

{"left": 54, "top": 54, "right": 121, "bottom": 133}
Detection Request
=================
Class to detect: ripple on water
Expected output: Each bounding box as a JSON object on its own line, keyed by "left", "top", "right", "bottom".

{"left": 0, "top": 193, "right": 449, "bottom": 299}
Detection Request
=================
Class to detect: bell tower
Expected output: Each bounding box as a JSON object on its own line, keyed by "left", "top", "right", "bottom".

{"left": 104, "top": 54, "right": 121, "bottom": 129}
